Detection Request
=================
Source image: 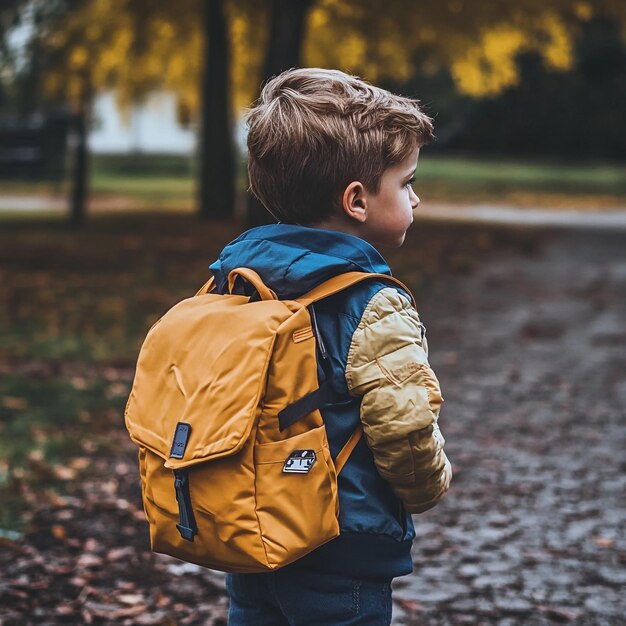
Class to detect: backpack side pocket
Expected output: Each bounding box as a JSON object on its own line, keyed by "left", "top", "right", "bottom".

{"left": 254, "top": 424, "right": 340, "bottom": 568}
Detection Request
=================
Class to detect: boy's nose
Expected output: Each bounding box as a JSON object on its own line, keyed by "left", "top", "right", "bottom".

{"left": 411, "top": 191, "right": 420, "bottom": 208}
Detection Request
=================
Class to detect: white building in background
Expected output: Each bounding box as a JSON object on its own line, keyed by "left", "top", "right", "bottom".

{"left": 88, "top": 91, "right": 196, "bottom": 155}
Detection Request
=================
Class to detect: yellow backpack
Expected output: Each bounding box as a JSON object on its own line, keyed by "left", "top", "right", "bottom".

{"left": 125, "top": 267, "right": 410, "bottom": 573}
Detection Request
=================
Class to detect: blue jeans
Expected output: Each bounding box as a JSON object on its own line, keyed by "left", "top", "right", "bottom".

{"left": 226, "top": 569, "right": 393, "bottom": 625}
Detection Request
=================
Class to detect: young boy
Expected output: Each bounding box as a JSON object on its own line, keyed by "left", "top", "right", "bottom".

{"left": 209, "top": 68, "right": 452, "bottom": 625}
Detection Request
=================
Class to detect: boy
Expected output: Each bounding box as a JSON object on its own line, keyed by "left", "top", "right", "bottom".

{"left": 210, "top": 68, "right": 451, "bottom": 625}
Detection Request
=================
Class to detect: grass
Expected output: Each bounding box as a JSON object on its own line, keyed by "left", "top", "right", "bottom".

{"left": 0, "top": 371, "right": 127, "bottom": 535}
{"left": 416, "top": 156, "right": 626, "bottom": 188}
{"left": 0, "top": 216, "right": 241, "bottom": 363}
{"left": 414, "top": 155, "right": 626, "bottom": 209}
{"left": 1, "top": 153, "right": 625, "bottom": 212}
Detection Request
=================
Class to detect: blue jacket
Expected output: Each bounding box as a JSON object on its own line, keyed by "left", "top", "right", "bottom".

{"left": 210, "top": 224, "right": 449, "bottom": 579}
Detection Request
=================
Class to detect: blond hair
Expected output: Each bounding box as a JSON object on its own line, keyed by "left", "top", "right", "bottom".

{"left": 245, "top": 67, "right": 434, "bottom": 224}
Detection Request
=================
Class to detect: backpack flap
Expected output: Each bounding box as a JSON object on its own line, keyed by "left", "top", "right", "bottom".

{"left": 125, "top": 292, "right": 293, "bottom": 470}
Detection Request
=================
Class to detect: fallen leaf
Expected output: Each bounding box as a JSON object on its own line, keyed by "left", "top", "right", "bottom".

{"left": 76, "top": 553, "right": 104, "bottom": 568}
{"left": 117, "top": 593, "right": 145, "bottom": 605}
{"left": 396, "top": 598, "right": 422, "bottom": 613}
{"left": 83, "top": 537, "right": 100, "bottom": 552}
{"left": 107, "top": 547, "right": 135, "bottom": 562}
{"left": 51, "top": 524, "right": 67, "bottom": 541}
{"left": 52, "top": 466, "right": 78, "bottom": 481}
{"left": 69, "top": 457, "right": 91, "bottom": 471}
{"left": 131, "top": 611, "right": 177, "bottom": 626}
{"left": 83, "top": 600, "right": 147, "bottom": 619}
{"left": 27, "top": 449, "right": 45, "bottom": 462}
{"left": 44, "top": 562, "right": 74, "bottom": 575}
{"left": 592, "top": 536, "right": 615, "bottom": 549}
{"left": 2, "top": 396, "right": 29, "bottom": 410}
{"left": 538, "top": 605, "right": 582, "bottom": 621}
{"left": 55, "top": 603, "right": 77, "bottom": 615}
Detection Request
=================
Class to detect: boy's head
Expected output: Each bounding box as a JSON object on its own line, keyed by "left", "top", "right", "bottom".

{"left": 246, "top": 67, "right": 434, "bottom": 244}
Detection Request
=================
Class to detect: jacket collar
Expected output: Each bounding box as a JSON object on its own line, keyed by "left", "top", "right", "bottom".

{"left": 209, "top": 223, "right": 391, "bottom": 298}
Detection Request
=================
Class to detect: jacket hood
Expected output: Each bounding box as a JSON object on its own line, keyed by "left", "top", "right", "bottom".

{"left": 209, "top": 224, "right": 391, "bottom": 298}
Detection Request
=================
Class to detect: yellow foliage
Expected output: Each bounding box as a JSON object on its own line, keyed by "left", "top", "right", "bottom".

{"left": 41, "top": 0, "right": 135, "bottom": 107}
{"left": 35, "top": 0, "right": 607, "bottom": 116}
{"left": 309, "top": 6, "right": 328, "bottom": 30}
{"left": 451, "top": 26, "right": 526, "bottom": 97}
{"left": 227, "top": 3, "right": 268, "bottom": 109}
{"left": 540, "top": 12, "right": 573, "bottom": 71}
{"left": 419, "top": 28, "right": 437, "bottom": 44}
{"left": 305, "top": 0, "right": 414, "bottom": 84}
{"left": 69, "top": 46, "right": 89, "bottom": 70}
{"left": 574, "top": 2, "right": 593, "bottom": 21}
{"left": 450, "top": 11, "right": 574, "bottom": 97}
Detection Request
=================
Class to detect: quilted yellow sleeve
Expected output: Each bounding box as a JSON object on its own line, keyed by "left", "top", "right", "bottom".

{"left": 345, "top": 287, "right": 450, "bottom": 513}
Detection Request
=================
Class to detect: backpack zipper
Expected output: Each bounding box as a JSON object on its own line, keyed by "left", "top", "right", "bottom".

{"left": 308, "top": 305, "right": 328, "bottom": 360}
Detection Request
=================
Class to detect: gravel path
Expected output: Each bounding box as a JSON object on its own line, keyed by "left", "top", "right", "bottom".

{"left": 392, "top": 227, "right": 626, "bottom": 625}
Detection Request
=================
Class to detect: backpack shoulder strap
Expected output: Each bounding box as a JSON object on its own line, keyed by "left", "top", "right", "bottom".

{"left": 197, "top": 271, "right": 415, "bottom": 305}
{"left": 297, "top": 272, "right": 416, "bottom": 308}
{"left": 334, "top": 425, "right": 363, "bottom": 474}
{"left": 194, "top": 268, "right": 277, "bottom": 300}
{"left": 195, "top": 276, "right": 215, "bottom": 296}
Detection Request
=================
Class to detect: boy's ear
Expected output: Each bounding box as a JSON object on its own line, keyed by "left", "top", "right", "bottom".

{"left": 342, "top": 181, "right": 367, "bottom": 223}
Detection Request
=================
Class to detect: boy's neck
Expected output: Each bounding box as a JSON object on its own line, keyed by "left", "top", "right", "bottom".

{"left": 310, "top": 214, "right": 365, "bottom": 242}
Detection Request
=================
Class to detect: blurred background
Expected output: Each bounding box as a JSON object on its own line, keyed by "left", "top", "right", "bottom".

{"left": 0, "top": 1, "right": 625, "bottom": 625}
{"left": 1, "top": 0, "right": 625, "bottom": 220}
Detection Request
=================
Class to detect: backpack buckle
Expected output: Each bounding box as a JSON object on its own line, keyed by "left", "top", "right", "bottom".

{"left": 283, "top": 450, "right": 316, "bottom": 474}
{"left": 173, "top": 469, "right": 198, "bottom": 541}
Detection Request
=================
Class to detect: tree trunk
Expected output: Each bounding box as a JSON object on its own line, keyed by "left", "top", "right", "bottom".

{"left": 70, "top": 109, "right": 87, "bottom": 225}
{"left": 199, "top": 0, "right": 234, "bottom": 219}
{"left": 246, "top": 0, "right": 314, "bottom": 227}
{"left": 263, "top": 0, "right": 314, "bottom": 78}
{"left": 69, "top": 74, "right": 91, "bottom": 226}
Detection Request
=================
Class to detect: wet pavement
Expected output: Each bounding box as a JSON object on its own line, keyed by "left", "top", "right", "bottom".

{"left": 392, "top": 228, "right": 626, "bottom": 625}
{"left": 3, "top": 194, "right": 626, "bottom": 230}
{"left": 416, "top": 204, "right": 626, "bottom": 230}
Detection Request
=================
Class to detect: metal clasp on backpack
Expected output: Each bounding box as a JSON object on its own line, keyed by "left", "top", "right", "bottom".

{"left": 283, "top": 450, "right": 317, "bottom": 474}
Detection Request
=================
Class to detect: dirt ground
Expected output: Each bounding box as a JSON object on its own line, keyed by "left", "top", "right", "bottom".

{"left": 1, "top": 222, "right": 624, "bottom": 625}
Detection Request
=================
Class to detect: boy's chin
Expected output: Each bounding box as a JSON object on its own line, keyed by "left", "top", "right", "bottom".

{"left": 375, "top": 234, "right": 407, "bottom": 248}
